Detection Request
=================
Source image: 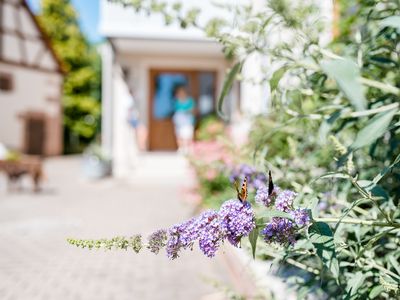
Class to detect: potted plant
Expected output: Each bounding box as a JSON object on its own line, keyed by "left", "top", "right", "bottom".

{"left": 82, "top": 144, "right": 111, "bottom": 179}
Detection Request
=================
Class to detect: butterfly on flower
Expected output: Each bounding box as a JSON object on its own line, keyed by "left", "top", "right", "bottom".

{"left": 268, "top": 170, "right": 274, "bottom": 196}
{"left": 234, "top": 177, "right": 248, "bottom": 202}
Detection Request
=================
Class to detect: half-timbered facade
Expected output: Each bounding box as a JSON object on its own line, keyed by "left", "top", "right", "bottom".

{"left": 0, "top": 0, "right": 64, "bottom": 156}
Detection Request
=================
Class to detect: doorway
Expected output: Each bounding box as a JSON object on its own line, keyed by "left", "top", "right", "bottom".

{"left": 21, "top": 112, "right": 46, "bottom": 155}
{"left": 148, "top": 69, "right": 217, "bottom": 151}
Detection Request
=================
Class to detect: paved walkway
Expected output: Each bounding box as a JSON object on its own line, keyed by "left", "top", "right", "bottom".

{"left": 0, "top": 154, "right": 235, "bottom": 300}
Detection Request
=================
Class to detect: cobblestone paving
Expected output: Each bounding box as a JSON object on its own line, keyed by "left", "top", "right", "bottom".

{"left": 0, "top": 154, "right": 231, "bottom": 300}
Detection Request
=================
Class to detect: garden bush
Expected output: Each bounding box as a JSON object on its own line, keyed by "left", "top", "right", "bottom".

{"left": 71, "top": 1, "right": 400, "bottom": 298}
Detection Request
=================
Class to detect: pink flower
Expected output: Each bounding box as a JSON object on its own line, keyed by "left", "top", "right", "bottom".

{"left": 205, "top": 169, "right": 217, "bottom": 180}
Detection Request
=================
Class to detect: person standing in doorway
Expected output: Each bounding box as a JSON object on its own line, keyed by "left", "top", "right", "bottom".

{"left": 172, "top": 84, "right": 195, "bottom": 153}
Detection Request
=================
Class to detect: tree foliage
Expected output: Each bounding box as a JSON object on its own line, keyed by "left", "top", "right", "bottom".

{"left": 38, "top": 0, "right": 101, "bottom": 153}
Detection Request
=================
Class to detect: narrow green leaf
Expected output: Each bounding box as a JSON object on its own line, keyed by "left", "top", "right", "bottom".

{"left": 351, "top": 108, "right": 397, "bottom": 150}
{"left": 388, "top": 255, "right": 400, "bottom": 276}
{"left": 318, "top": 110, "right": 342, "bottom": 144}
{"left": 356, "top": 180, "right": 388, "bottom": 200}
{"left": 309, "top": 222, "right": 340, "bottom": 279}
{"left": 321, "top": 58, "right": 366, "bottom": 111}
{"left": 312, "top": 172, "right": 350, "bottom": 183}
{"left": 373, "top": 153, "right": 400, "bottom": 184}
{"left": 217, "top": 62, "right": 242, "bottom": 119}
{"left": 346, "top": 271, "right": 366, "bottom": 297}
{"left": 270, "top": 66, "right": 287, "bottom": 91}
{"left": 369, "top": 286, "right": 384, "bottom": 299}
{"left": 306, "top": 198, "right": 319, "bottom": 219}
{"left": 380, "top": 16, "right": 400, "bottom": 31}
{"left": 248, "top": 227, "right": 259, "bottom": 259}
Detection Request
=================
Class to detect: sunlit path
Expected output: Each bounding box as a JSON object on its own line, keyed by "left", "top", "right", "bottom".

{"left": 0, "top": 155, "right": 233, "bottom": 300}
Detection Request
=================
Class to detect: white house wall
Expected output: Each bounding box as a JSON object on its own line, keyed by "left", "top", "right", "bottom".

{"left": 100, "top": 0, "right": 246, "bottom": 41}
{"left": 0, "top": 62, "right": 62, "bottom": 152}
{"left": 111, "top": 65, "right": 139, "bottom": 177}
{"left": 0, "top": 0, "right": 61, "bottom": 74}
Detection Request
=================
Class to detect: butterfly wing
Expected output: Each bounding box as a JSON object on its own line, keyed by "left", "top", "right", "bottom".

{"left": 268, "top": 170, "right": 274, "bottom": 196}
{"left": 237, "top": 177, "right": 248, "bottom": 202}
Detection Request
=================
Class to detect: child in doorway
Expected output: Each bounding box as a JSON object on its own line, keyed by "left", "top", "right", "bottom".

{"left": 172, "top": 84, "right": 195, "bottom": 153}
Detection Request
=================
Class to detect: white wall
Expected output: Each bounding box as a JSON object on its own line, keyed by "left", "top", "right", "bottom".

{"left": 0, "top": 62, "right": 62, "bottom": 150}
{"left": 111, "top": 65, "right": 139, "bottom": 177}
{"left": 99, "top": 0, "right": 246, "bottom": 41}
{"left": 100, "top": 43, "right": 114, "bottom": 157}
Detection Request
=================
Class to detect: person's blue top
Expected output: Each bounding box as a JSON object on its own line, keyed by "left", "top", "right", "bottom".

{"left": 174, "top": 98, "right": 195, "bottom": 112}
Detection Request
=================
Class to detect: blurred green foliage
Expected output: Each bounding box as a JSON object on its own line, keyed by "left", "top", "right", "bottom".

{"left": 38, "top": 0, "right": 101, "bottom": 153}
{"left": 109, "top": 0, "right": 400, "bottom": 298}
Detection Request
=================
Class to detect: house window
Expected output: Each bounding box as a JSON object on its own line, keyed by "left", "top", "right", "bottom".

{"left": 0, "top": 73, "right": 13, "bottom": 91}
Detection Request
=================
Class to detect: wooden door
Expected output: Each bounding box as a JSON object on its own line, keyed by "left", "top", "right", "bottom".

{"left": 25, "top": 116, "right": 46, "bottom": 155}
{"left": 148, "top": 69, "right": 217, "bottom": 151}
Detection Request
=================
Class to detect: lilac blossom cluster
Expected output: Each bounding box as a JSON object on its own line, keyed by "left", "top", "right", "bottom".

{"left": 219, "top": 200, "right": 256, "bottom": 247}
{"left": 262, "top": 217, "right": 296, "bottom": 245}
{"left": 290, "top": 208, "right": 311, "bottom": 226}
{"left": 255, "top": 185, "right": 280, "bottom": 207}
{"left": 150, "top": 200, "right": 255, "bottom": 259}
{"left": 229, "top": 164, "right": 267, "bottom": 190}
{"left": 256, "top": 185, "right": 311, "bottom": 245}
{"left": 275, "top": 190, "right": 297, "bottom": 212}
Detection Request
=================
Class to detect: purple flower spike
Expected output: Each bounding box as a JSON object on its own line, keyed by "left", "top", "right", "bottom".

{"left": 262, "top": 217, "right": 296, "bottom": 245}
{"left": 218, "top": 199, "right": 255, "bottom": 247}
{"left": 255, "top": 186, "right": 270, "bottom": 206}
{"left": 290, "top": 208, "right": 311, "bottom": 227}
{"left": 275, "top": 190, "right": 297, "bottom": 212}
{"left": 166, "top": 217, "right": 198, "bottom": 259}
{"left": 255, "top": 185, "right": 281, "bottom": 207}
{"left": 147, "top": 229, "right": 168, "bottom": 254}
{"left": 198, "top": 211, "right": 225, "bottom": 257}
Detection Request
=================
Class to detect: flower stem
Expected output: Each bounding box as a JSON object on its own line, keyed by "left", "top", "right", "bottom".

{"left": 350, "top": 178, "right": 392, "bottom": 223}
{"left": 314, "top": 217, "right": 400, "bottom": 228}
{"left": 359, "top": 77, "right": 400, "bottom": 96}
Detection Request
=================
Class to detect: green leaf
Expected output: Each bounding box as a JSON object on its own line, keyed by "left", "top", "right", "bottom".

{"left": 248, "top": 227, "right": 259, "bottom": 259}
{"left": 346, "top": 271, "right": 366, "bottom": 298}
{"left": 308, "top": 222, "right": 340, "bottom": 279}
{"left": 318, "top": 110, "right": 342, "bottom": 144}
{"left": 380, "top": 16, "right": 400, "bottom": 31}
{"left": 369, "top": 286, "right": 385, "bottom": 299}
{"left": 357, "top": 180, "right": 389, "bottom": 200}
{"left": 373, "top": 153, "right": 400, "bottom": 184}
{"left": 388, "top": 255, "right": 400, "bottom": 276}
{"left": 217, "top": 62, "right": 242, "bottom": 119}
{"left": 321, "top": 58, "right": 366, "bottom": 111}
{"left": 270, "top": 66, "right": 287, "bottom": 91}
{"left": 312, "top": 172, "right": 350, "bottom": 183}
{"left": 351, "top": 108, "right": 397, "bottom": 150}
{"left": 306, "top": 198, "right": 319, "bottom": 219}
